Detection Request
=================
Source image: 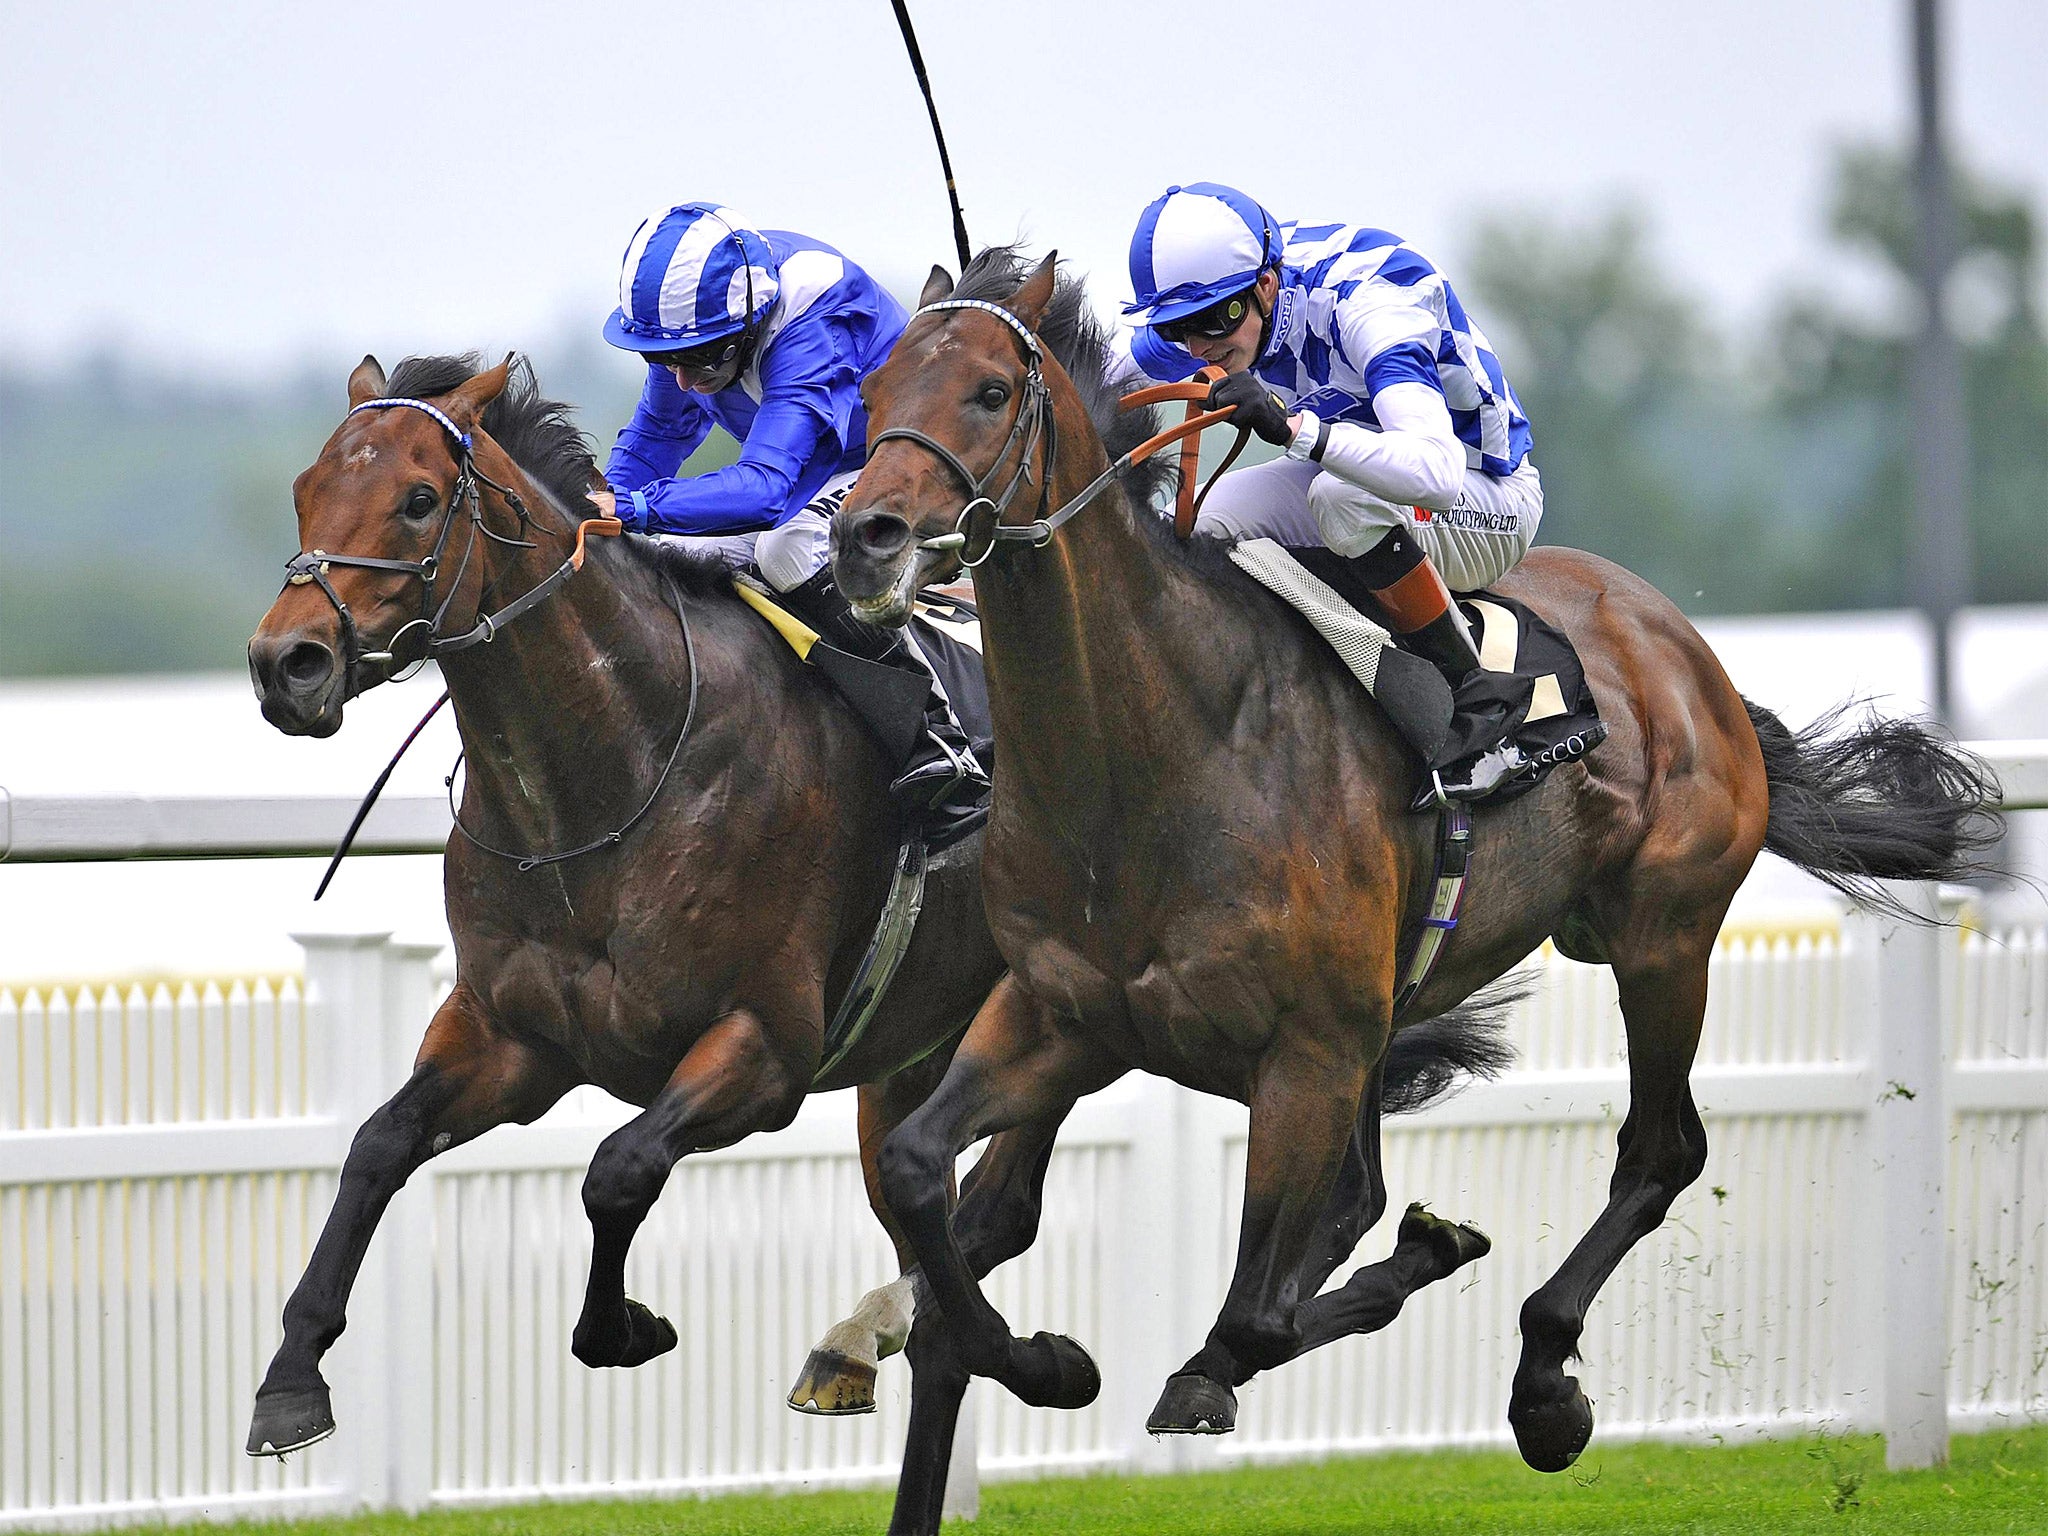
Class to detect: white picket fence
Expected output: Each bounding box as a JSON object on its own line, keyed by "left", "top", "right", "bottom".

{"left": 1, "top": 751, "right": 2046, "bottom": 1529}
{"left": 3, "top": 913, "right": 2044, "bottom": 1530}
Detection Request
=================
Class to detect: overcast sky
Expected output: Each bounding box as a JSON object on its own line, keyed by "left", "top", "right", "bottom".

{"left": 3, "top": 0, "right": 2044, "bottom": 382}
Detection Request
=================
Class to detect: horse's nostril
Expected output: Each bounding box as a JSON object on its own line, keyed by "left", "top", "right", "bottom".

{"left": 857, "top": 513, "right": 912, "bottom": 559}
{"left": 281, "top": 641, "right": 335, "bottom": 692}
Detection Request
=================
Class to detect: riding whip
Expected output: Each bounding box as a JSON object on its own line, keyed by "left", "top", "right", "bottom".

{"left": 889, "top": 0, "right": 972, "bottom": 269}
{"left": 313, "top": 690, "right": 448, "bottom": 900}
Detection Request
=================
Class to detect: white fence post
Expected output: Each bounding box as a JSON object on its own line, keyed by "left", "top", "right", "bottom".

{"left": 1116, "top": 1076, "right": 1189, "bottom": 1475}
{"left": 379, "top": 938, "right": 445, "bottom": 1511}
{"left": 1860, "top": 884, "right": 1951, "bottom": 1469}
{"left": 940, "top": 1381, "right": 979, "bottom": 1521}
{"left": 291, "top": 929, "right": 395, "bottom": 1513}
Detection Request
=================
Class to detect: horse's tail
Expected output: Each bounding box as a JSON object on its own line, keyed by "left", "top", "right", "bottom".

{"left": 1743, "top": 696, "right": 2003, "bottom": 918}
{"left": 1384, "top": 980, "right": 1524, "bottom": 1115}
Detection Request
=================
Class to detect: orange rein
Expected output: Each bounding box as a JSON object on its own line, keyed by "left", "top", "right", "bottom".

{"left": 1116, "top": 366, "right": 1250, "bottom": 538}
{"left": 571, "top": 514, "right": 625, "bottom": 570}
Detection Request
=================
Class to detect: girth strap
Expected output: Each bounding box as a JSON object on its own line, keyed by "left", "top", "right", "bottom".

{"left": 813, "top": 831, "right": 931, "bottom": 1084}
{"left": 1393, "top": 801, "right": 1473, "bottom": 1017}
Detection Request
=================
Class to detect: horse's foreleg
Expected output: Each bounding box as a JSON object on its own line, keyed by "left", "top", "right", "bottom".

{"left": 887, "top": 1111, "right": 1066, "bottom": 1536}
{"left": 1149, "top": 1029, "right": 1368, "bottom": 1436}
{"left": 790, "top": 1057, "right": 952, "bottom": 1416}
{"left": 877, "top": 976, "right": 1123, "bottom": 1411}
{"left": 571, "top": 1006, "right": 806, "bottom": 1369}
{"left": 248, "top": 985, "right": 574, "bottom": 1457}
{"left": 1509, "top": 943, "right": 1711, "bottom": 1472}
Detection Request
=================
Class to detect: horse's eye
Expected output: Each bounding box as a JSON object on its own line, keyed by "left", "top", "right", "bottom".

{"left": 403, "top": 487, "right": 438, "bottom": 519}
{"left": 977, "top": 382, "right": 1011, "bottom": 411}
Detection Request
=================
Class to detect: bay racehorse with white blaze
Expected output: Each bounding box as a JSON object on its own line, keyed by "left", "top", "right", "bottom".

{"left": 243, "top": 351, "right": 1052, "bottom": 1461}
{"left": 831, "top": 250, "right": 2001, "bottom": 1473}
{"left": 242, "top": 350, "right": 1514, "bottom": 1536}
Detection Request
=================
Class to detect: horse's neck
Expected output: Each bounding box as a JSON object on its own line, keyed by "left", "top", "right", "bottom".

{"left": 974, "top": 451, "right": 1232, "bottom": 820}
{"left": 439, "top": 513, "right": 685, "bottom": 840}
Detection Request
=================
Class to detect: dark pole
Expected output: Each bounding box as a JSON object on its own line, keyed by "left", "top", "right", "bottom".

{"left": 1909, "top": 0, "right": 1971, "bottom": 724}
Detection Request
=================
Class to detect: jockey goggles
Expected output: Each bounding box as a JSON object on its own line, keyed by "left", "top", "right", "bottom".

{"left": 1153, "top": 284, "right": 1259, "bottom": 345}
{"left": 647, "top": 335, "right": 746, "bottom": 384}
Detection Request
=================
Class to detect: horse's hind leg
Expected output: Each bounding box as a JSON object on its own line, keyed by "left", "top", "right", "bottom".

{"left": 248, "top": 985, "right": 575, "bottom": 1457}
{"left": 790, "top": 1056, "right": 952, "bottom": 1416}
{"left": 1509, "top": 937, "right": 1713, "bottom": 1471}
{"left": 1150, "top": 1059, "right": 1487, "bottom": 1431}
{"left": 571, "top": 1006, "right": 808, "bottom": 1368}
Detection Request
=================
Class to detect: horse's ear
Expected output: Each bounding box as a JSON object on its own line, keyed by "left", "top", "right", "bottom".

{"left": 347, "top": 355, "right": 386, "bottom": 406}
{"left": 1008, "top": 250, "right": 1058, "bottom": 330}
{"left": 445, "top": 353, "right": 515, "bottom": 427}
{"left": 919, "top": 264, "right": 955, "bottom": 308}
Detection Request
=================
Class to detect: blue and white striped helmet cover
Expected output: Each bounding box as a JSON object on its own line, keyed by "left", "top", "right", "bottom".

{"left": 1124, "top": 182, "right": 1282, "bottom": 324}
{"left": 605, "top": 203, "right": 779, "bottom": 351}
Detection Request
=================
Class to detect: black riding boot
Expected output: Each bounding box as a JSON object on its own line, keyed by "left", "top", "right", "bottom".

{"left": 780, "top": 569, "right": 992, "bottom": 841}
{"left": 1351, "top": 534, "right": 1529, "bottom": 805}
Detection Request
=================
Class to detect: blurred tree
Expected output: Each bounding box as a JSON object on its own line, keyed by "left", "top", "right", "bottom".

{"left": 1770, "top": 144, "right": 2048, "bottom": 608}
{"left": 1464, "top": 145, "right": 2048, "bottom": 616}
{"left": 1463, "top": 208, "right": 1781, "bottom": 613}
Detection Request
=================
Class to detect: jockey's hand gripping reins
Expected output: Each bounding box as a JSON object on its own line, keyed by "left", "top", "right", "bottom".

{"left": 873, "top": 299, "right": 1247, "bottom": 564}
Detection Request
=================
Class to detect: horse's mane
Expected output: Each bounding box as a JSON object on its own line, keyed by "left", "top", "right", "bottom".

{"left": 949, "top": 247, "right": 1178, "bottom": 514}
{"left": 383, "top": 353, "right": 732, "bottom": 596}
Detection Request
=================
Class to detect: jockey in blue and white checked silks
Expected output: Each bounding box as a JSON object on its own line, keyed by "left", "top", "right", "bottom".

{"left": 1113, "top": 182, "right": 1545, "bottom": 790}
{"left": 595, "top": 202, "right": 987, "bottom": 833}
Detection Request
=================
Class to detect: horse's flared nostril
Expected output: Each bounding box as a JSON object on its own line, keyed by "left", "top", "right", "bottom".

{"left": 280, "top": 640, "right": 336, "bottom": 693}
{"left": 854, "top": 512, "right": 913, "bottom": 561}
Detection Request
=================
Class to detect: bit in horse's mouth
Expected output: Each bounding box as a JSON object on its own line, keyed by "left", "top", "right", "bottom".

{"left": 849, "top": 558, "right": 923, "bottom": 629}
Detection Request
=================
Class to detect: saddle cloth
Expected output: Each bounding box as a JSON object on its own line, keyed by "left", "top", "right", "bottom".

{"left": 906, "top": 590, "right": 995, "bottom": 772}
{"left": 1264, "top": 543, "right": 1605, "bottom": 806}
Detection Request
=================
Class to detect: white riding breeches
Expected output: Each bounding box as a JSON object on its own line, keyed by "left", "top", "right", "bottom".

{"left": 1193, "top": 456, "right": 1544, "bottom": 593}
{"left": 646, "top": 470, "right": 856, "bottom": 593}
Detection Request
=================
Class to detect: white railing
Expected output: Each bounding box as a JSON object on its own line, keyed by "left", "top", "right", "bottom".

{"left": 0, "top": 748, "right": 2043, "bottom": 1529}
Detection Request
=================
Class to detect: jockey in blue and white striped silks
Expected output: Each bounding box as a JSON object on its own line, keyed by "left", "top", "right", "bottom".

{"left": 597, "top": 201, "right": 988, "bottom": 839}
{"left": 1115, "top": 182, "right": 1547, "bottom": 798}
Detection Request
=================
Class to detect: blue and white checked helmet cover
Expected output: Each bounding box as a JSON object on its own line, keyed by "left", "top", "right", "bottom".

{"left": 1124, "top": 182, "right": 1283, "bottom": 324}
{"left": 605, "top": 203, "right": 780, "bottom": 352}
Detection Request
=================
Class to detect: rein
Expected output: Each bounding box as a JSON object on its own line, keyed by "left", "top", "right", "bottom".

{"left": 878, "top": 299, "right": 1246, "bottom": 563}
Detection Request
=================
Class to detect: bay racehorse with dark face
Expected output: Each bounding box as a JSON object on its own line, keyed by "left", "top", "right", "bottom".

{"left": 832, "top": 250, "right": 2000, "bottom": 1473}
{"left": 247, "top": 351, "right": 1513, "bottom": 1536}
{"left": 243, "top": 351, "right": 1052, "bottom": 1469}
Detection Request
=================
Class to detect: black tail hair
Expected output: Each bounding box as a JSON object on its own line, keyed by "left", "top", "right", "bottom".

{"left": 1383, "top": 980, "right": 1523, "bottom": 1115}
{"left": 1744, "top": 697, "right": 2003, "bottom": 919}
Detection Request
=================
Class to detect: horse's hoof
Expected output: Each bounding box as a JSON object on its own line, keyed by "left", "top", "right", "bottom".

{"left": 787, "top": 1348, "right": 879, "bottom": 1415}
{"left": 1510, "top": 1377, "right": 1595, "bottom": 1472}
{"left": 1146, "top": 1371, "right": 1237, "bottom": 1435}
{"left": 1398, "top": 1202, "right": 1493, "bottom": 1269}
{"left": 246, "top": 1384, "right": 335, "bottom": 1457}
{"left": 1010, "top": 1331, "right": 1101, "bottom": 1410}
{"left": 572, "top": 1297, "right": 678, "bottom": 1369}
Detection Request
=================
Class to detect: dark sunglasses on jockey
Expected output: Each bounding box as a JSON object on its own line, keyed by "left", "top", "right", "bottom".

{"left": 1154, "top": 284, "right": 1260, "bottom": 345}
{"left": 647, "top": 335, "right": 745, "bottom": 383}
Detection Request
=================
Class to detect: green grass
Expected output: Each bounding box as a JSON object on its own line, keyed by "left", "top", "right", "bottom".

{"left": 211, "top": 1428, "right": 2047, "bottom": 1536}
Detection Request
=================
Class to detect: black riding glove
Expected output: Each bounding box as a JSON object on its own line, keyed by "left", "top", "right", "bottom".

{"left": 1206, "top": 370, "right": 1294, "bottom": 446}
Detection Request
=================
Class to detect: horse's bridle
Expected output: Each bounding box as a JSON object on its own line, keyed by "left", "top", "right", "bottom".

{"left": 281, "top": 396, "right": 618, "bottom": 677}
{"left": 281, "top": 393, "right": 700, "bottom": 877}
{"left": 870, "top": 297, "right": 1247, "bottom": 566}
